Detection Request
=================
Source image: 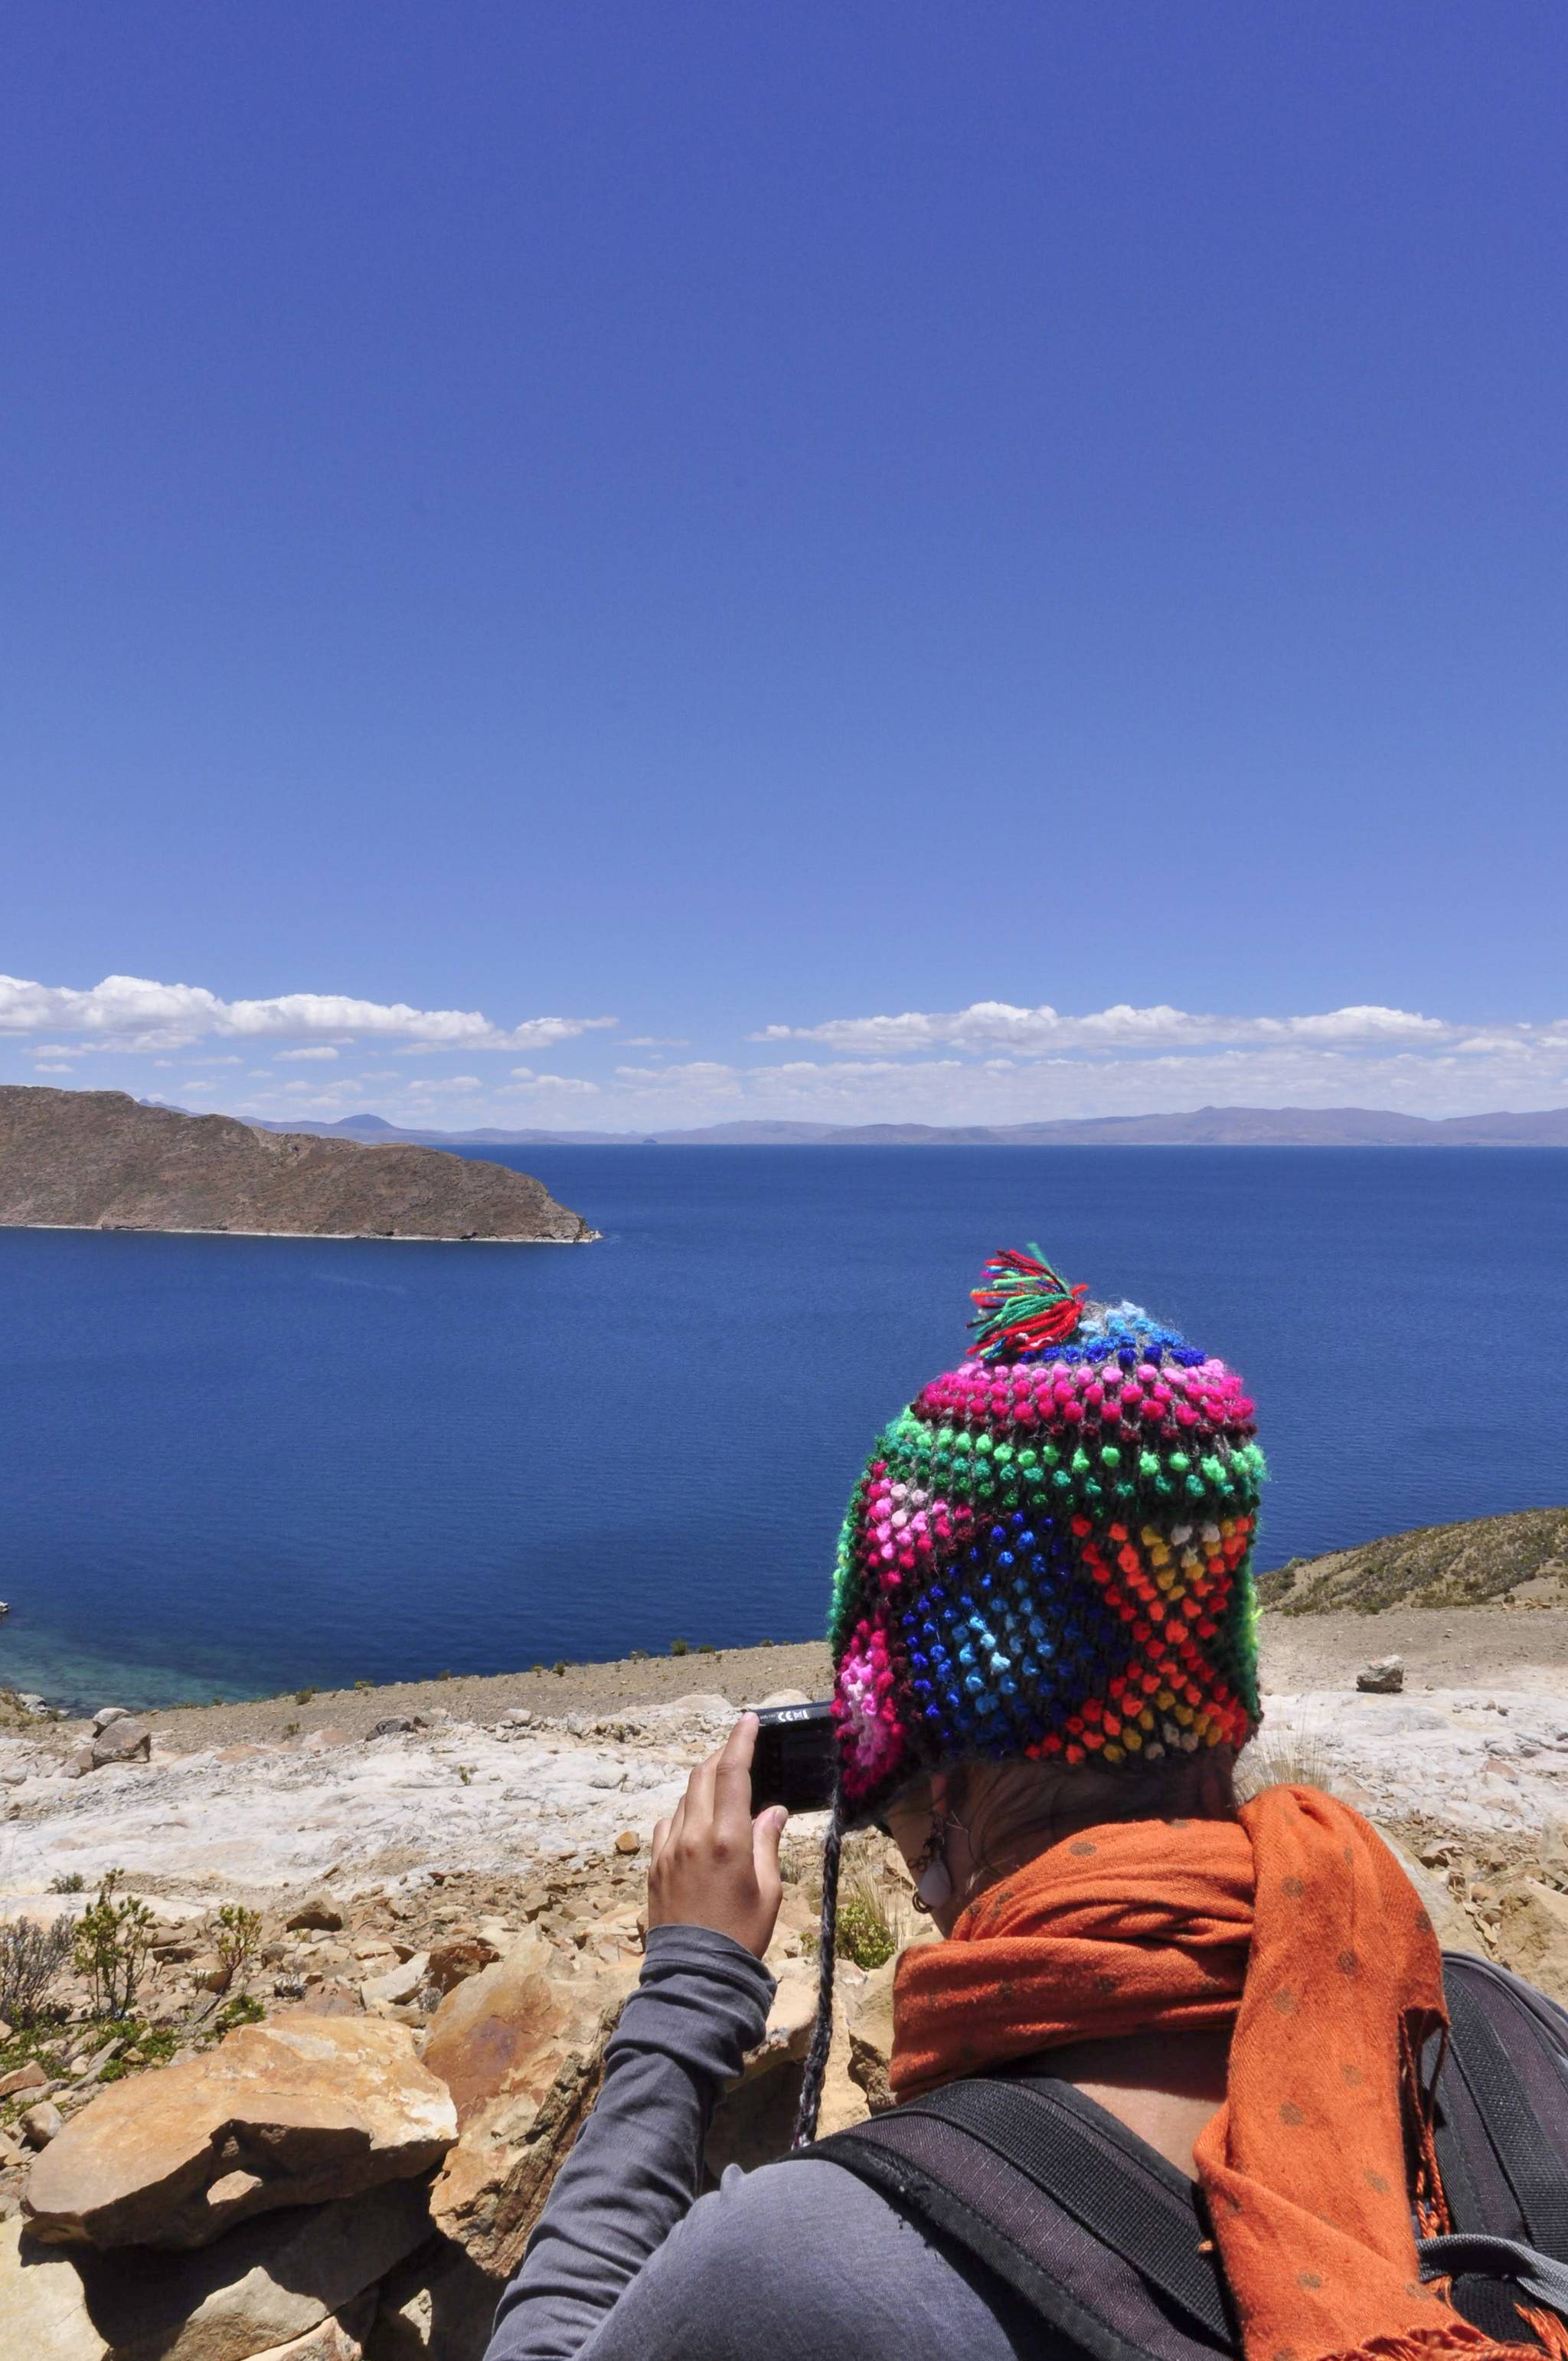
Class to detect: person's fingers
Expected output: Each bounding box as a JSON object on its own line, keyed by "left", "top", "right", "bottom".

{"left": 681, "top": 1743, "right": 722, "bottom": 1839}
{"left": 713, "top": 1713, "right": 759, "bottom": 1842}
{"left": 752, "top": 1802, "right": 788, "bottom": 1894}
{"left": 651, "top": 1815, "right": 671, "bottom": 1870}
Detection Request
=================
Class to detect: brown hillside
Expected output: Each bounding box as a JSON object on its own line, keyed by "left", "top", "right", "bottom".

{"left": 0, "top": 1086, "right": 592, "bottom": 1241}
{"left": 1256, "top": 1506, "right": 1568, "bottom": 1615}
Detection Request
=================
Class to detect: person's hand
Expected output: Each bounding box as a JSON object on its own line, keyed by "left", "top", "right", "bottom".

{"left": 648, "top": 1712, "right": 788, "bottom": 1959}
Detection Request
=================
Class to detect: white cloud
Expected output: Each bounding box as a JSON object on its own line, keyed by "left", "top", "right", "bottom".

{"left": 34, "top": 1061, "right": 74, "bottom": 1074}
{"left": 622, "top": 1036, "right": 691, "bottom": 1048}
{"left": 505, "top": 1068, "right": 601, "bottom": 1095}
{"left": 0, "top": 972, "right": 617, "bottom": 1055}
{"left": 276, "top": 1046, "right": 340, "bottom": 1063}
{"left": 756, "top": 1000, "right": 1455, "bottom": 1057}
{"left": 612, "top": 1061, "right": 746, "bottom": 1098}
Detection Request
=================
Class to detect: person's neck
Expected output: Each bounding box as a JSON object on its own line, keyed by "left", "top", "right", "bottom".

{"left": 962, "top": 1797, "right": 1242, "bottom": 1909}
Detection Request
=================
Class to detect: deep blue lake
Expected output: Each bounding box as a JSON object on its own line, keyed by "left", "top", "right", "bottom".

{"left": 3, "top": 1147, "right": 1564, "bottom": 1712}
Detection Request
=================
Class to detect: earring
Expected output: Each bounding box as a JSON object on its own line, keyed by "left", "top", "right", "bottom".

{"left": 910, "top": 1813, "right": 953, "bottom": 1914}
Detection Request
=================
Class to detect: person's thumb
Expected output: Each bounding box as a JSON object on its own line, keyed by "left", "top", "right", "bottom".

{"left": 753, "top": 1802, "right": 788, "bottom": 1888}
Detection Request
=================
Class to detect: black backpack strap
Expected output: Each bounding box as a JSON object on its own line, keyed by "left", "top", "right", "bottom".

{"left": 799, "top": 2072, "right": 1234, "bottom": 2361}
{"left": 1441, "top": 1957, "right": 1568, "bottom": 2261}
{"left": 798, "top": 1964, "right": 1568, "bottom": 2359}
{"left": 1419, "top": 2235, "right": 1568, "bottom": 2314}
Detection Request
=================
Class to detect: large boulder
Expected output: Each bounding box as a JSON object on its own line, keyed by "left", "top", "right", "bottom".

{"left": 72, "top": 2180, "right": 432, "bottom": 2361}
{"left": 1377, "top": 1831, "right": 1488, "bottom": 1958}
{"left": 243, "top": 2294, "right": 375, "bottom": 2361}
{"left": 423, "top": 1942, "right": 635, "bottom": 2280}
{"left": 287, "top": 1898, "right": 345, "bottom": 1934}
{"left": 845, "top": 1955, "right": 898, "bottom": 2115}
{"left": 0, "top": 2217, "right": 106, "bottom": 2360}
{"left": 702, "top": 1964, "right": 824, "bottom": 2177}
{"left": 24, "top": 2015, "right": 456, "bottom": 2251}
{"left": 1494, "top": 1877, "right": 1568, "bottom": 2006}
{"left": 426, "top": 1936, "right": 500, "bottom": 1996}
{"left": 91, "top": 1716, "right": 152, "bottom": 1767}
{"left": 364, "top": 2240, "right": 499, "bottom": 2361}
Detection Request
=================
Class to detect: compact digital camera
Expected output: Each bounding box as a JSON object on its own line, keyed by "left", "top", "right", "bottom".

{"left": 749, "top": 1699, "right": 838, "bottom": 1815}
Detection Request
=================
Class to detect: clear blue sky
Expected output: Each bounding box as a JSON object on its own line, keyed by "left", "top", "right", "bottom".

{"left": 4, "top": 3, "right": 1565, "bottom": 1129}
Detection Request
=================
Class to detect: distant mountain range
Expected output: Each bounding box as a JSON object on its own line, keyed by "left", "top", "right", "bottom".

{"left": 245, "top": 1104, "right": 1568, "bottom": 1148}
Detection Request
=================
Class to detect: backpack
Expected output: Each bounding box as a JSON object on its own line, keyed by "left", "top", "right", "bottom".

{"left": 792, "top": 1954, "right": 1568, "bottom": 2361}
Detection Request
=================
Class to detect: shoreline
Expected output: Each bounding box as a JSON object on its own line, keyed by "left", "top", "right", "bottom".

{"left": 0, "top": 1220, "right": 599, "bottom": 1244}
{"left": 11, "top": 1602, "right": 1568, "bottom": 1753}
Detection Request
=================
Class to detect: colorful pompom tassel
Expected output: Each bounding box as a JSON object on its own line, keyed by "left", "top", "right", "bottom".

{"left": 968, "top": 1244, "right": 1089, "bottom": 1361}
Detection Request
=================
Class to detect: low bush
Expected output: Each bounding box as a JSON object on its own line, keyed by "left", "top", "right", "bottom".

{"left": 211, "top": 1993, "right": 266, "bottom": 2036}
{"left": 0, "top": 1915, "right": 74, "bottom": 2024}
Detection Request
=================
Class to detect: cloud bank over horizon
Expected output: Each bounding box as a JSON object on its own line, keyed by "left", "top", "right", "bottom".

{"left": 6, "top": 971, "right": 1567, "bottom": 1130}
{"left": 0, "top": 973, "right": 616, "bottom": 1056}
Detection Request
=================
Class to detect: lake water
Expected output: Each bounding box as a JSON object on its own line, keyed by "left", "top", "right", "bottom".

{"left": 2, "top": 1147, "right": 1564, "bottom": 1713}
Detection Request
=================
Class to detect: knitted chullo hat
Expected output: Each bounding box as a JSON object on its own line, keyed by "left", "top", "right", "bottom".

{"left": 828, "top": 1246, "right": 1267, "bottom": 1829}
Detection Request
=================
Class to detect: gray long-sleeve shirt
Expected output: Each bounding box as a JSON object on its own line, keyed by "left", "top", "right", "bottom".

{"left": 485, "top": 1924, "right": 1060, "bottom": 2361}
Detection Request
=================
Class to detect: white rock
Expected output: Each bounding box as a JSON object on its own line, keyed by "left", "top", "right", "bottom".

{"left": 360, "top": 1951, "right": 430, "bottom": 2009}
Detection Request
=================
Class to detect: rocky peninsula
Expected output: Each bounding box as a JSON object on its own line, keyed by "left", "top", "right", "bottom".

{"left": 4, "top": 1509, "right": 1567, "bottom": 2358}
{"left": 0, "top": 1087, "right": 593, "bottom": 1243}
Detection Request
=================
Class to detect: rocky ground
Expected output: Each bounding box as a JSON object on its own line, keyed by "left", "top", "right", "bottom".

{"left": 5, "top": 1600, "right": 1568, "bottom": 2359}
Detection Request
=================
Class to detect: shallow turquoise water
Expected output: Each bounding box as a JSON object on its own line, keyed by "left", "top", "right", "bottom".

{"left": 2, "top": 1146, "right": 1563, "bottom": 1712}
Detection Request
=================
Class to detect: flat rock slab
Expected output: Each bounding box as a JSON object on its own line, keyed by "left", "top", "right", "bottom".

{"left": 24, "top": 2015, "right": 455, "bottom": 2251}
{"left": 72, "top": 2178, "right": 431, "bottom": 2361}
{"left": 2, "top": 1721, "right": 688, "bottom": 1897}
{"left": 0, "top": 2217, "right": 107, "bottom": 2359}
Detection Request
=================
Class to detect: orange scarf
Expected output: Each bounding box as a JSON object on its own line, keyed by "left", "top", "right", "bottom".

{"left": 890, "top": 1786, "right": 1547, "bottom": 2361}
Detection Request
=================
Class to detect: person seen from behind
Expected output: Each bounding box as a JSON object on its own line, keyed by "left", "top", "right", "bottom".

{"left": 485, "top": 1249, "right": 1568, "bottom": 2361}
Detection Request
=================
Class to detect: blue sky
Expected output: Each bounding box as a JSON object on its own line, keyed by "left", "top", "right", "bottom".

{"left": 4, "top": 3, "right": 1565, "bottom": 1130}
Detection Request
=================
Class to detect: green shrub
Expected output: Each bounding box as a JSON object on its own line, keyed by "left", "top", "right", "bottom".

{"left": 835, "top": 1890, "right": 897, "bottom": 1970}
{"left": 212, "top": 1993, "right": 266, "bottom": 2035}
{"left": 48, "top": 1872, "right": 87, "bottom": 1895}
{"left": 294, "top": 1686, "right": 318, "bottom": 1705}
{"left": 669, "top": 1638, "right": 690, "bottom": 1657}
{"left": 213, "top": 1902, "right": 262, "bottom": 1993}
{"left": 73, "top": 1871, "right": 154, "bottom": 2019}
